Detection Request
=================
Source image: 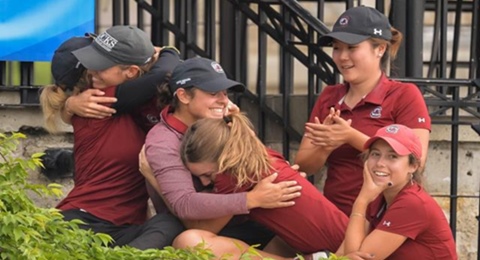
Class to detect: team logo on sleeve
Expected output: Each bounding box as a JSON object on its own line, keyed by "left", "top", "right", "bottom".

{"left": 382, "top": 220, "right": 391, "bottom": 227}
{"left": 370, "top": 106, "right": 382, "bottom": 118}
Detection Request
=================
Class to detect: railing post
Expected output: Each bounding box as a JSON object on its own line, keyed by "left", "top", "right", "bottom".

{"left": 390, "top": 0, "right": 424, "bottom": 77}
{"left": 151, "top": 0, "right": 170, "bottom": 46}
{"left": 112, "top": 0, "right": 122, "bottom": 26}
{"left": 219, "top": 0, "right": 247, "bottom": 82}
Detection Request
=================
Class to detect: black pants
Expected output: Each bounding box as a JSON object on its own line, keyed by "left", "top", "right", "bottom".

{"left": 61, "top": 209, "right": 185, "bottom": 250}
{"left": 218, "top": 217, "right": 274, "bottom": 249}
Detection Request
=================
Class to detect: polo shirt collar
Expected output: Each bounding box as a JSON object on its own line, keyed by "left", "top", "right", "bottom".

{"left": 361, "top": 73, "right": 390, "bottom": 105}
{"left": 332, "top": 73, "right": 390, "bottom": 109}
{"left": 160, "top": 106, "right": 188, "bottom": 134}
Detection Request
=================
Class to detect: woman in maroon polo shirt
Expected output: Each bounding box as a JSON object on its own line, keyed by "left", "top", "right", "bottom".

{"left": 337, "top": 124, "right": 457, "bottom": 260}
{"left": 295, "top": 6, "right": 431, "bottom": 216}
{"left": 174, "top": 112, "right": 348, "bottom": 259}
{"left": 40, "top": 26, "right": 184, "bottom": 249}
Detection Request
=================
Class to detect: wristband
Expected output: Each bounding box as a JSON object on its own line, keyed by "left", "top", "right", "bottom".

{"left": 161, "top": 46, "right": 180, "bottom": 54}
{"left": 63, "top": 97, "right": 74, "bottom": 116}
{"left": 350, "top": 212, "right": 365, "bottom": 218}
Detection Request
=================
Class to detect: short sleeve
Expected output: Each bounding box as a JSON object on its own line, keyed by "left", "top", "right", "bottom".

{"left": 375, "top": 193, "right": 429, "bottom": 239}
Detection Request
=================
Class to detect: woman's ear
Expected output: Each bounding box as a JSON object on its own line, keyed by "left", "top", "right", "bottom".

{"left": 176, "top": 88, "right": 192, "bottom": 105}
{"left": 377, "top": 43, "right": 388, "bottom": 57}
{"left": 125, "top": 65, "right": 141, "bottom": 79}
{"left": 408, "top": 161, "right": 420, "bottom": 175}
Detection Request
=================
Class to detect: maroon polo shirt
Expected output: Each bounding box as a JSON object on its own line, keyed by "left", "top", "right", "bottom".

{"left": 215, "top": 149, "right": 348, "bottom": 253}
{"left": 367, "top": 184, "right": 457, "bottom": 260}
{"left": 57, "top": 85, "right": 149, "bottom": 225}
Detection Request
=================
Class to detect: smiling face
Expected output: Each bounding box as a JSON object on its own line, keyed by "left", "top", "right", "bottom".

{"left": 366, "top": 139, "right": 418, "bottom": 189}
{"left": 186, "top": 161, "right": 218, "bottom": 187}
{"left": 184, "top": 88, "right": 230, "bottom": 121}
{"left": 332, "top": 40, "right": 383, "bottom": 85}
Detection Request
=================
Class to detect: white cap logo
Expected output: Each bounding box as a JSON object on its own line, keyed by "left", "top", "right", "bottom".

{"left": 339, "top": 17, "right": 349, "bottom": 26}
{"left": 386, "top": 125, "right": 399, "bottom": 134}
{"left": 95, "top": 32, "right": 118, "bottom": 52}
{"left": 211, "top": 62, "right": 224, "bottom": 73}
{"left": 373, "top": 28, "right": 383, "bottom": 36}
{"left": 176, "top": 78, "right": 191, "bottom": 85}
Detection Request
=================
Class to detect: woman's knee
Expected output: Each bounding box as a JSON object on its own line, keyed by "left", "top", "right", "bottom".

{"left": 173, "top": 229, "right": 215, "bottom": 248}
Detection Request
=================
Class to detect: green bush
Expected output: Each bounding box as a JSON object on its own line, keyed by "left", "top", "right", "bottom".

{"left": 0, "top": 132, "right": 220, "bottom": 259}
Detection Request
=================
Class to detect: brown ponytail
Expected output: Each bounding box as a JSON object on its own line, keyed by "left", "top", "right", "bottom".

{"left": 370, "top": 26, "right": 403, "bottom": 72}
{"left": 157, "top": 72, "right": 196, "bottom": 112}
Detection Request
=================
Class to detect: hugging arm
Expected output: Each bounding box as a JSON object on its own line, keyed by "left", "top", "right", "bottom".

{"left": 62, "top": 47, "right": 180, "bottom": 120}
{"left": 144, "top": 137, "right": 301, "bottom": 226}
{"left": 112, "top": 48, "right": 180, "bottom": 113}
{"left": 140, "top": 146, "right": 232, "bottom": 233}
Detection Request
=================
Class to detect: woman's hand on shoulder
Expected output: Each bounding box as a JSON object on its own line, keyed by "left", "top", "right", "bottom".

{"left": 139, "top": 145, "right": 153, "bottom": 178}
{"left": 246, "top": 173, "right": 302, "bottom": 209}
{"left": 66, "top": 89, "right": 117, "bottom": 119}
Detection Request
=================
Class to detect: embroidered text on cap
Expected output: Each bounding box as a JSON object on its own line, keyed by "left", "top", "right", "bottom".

{"left": 176, "top": 78, "right": 192, "bottom": 86}
{"left": 95, "top": 32, "right": 118, "bottom": 52}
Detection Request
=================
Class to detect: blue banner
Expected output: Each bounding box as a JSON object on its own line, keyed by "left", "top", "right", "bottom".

{"left": 0, "top": 0, "right": 95, "bottom": 62}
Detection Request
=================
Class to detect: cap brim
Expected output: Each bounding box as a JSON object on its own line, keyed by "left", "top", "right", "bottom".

{"left": 197, "top": 77, "right": 245, "bottom": 93}
{"left": 364, "top": 136, "right": 411, "bottom": 156}
{"left": 72, "top": 45, "right": 116, "bottom": 71}
{"left": 318, "top": 32, "right": 370, "bottom": 46}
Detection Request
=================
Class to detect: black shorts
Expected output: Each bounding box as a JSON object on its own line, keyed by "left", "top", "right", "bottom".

{"left": 61, "top": 209, "right": 184, "bottom": 250}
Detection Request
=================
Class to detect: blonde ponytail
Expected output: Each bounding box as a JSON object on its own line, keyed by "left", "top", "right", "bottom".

{"left": 181, "top": 112, "right": 272, "bottom": 188}
{"left": 218, "top": 113, "right": 272, "bottom": 187}
{"left": 39, "top": 85, "right": 68, "bottom": 133}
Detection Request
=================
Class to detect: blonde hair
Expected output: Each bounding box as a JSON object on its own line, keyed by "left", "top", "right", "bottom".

{"left": 181, "top": 112, "right": 273, "bottom": 188}
{"left": 370, "top": 27, "right": 403, "bottom": 72}
{"left": 39, "top": 72, "right": 88, "bottom": 133}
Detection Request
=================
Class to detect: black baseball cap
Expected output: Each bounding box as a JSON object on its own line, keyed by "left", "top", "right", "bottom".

{"left": 51, "top": 36, "right": 93, "bottom": 90}
{"left": 318, "top": 6, "right": 392, "bottom": 46}
{"left": 72, "top": 25, "right": 155, "bottom": 71}
{"left": 170, "top": 57, "right": 245, "bottom": 93}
